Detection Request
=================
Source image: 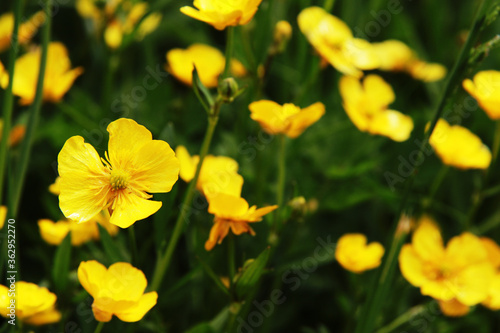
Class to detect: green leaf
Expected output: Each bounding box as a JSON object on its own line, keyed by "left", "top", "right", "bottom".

{"left": 192, "top": 66, "right": 214, "bottom": 112}
{"left": 52, "top": 233, "right": 72, "bottom": 292}
{"left": 235, "top": 247, "right": 270, "bottom": 299}
{"left": 97, "top": 224, "right": 128, "bottom": 263}
{"left": 196, "top": 257, "right": 230, "bottom": 296}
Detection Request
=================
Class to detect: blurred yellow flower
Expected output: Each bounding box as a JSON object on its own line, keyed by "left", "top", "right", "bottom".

{"left": 176, "top": 145, "right": 243, "bottom": 199}
{"left": 429, "top": 119, "right": 491, "bottom": 170}
{"left": 463, "top": 70, "right": 500, "bottom": 120}
{"left": 38, "top": 211, "right": 118, "bottom": 246}
{"left": 399, "top": 216, "right": 496, "bottom": 306}
{"left": 166, "top": 44, "right": 246, "bottom": 88}
{"left": 0, "top": 42, "right": 83, "bottom": 105}
{"left": 372, "top": 40, "right": 446, "bottom": 82}
{"left": 298, "top": 7, "right": 379, "bottom": 78}
{"left": 0, "top": 205, "right": 5, "bottom": 229}
{"left": 58, "top": 118, "right": 179, "bottom": 228}
{"left": 273, "top": 20, "right": 292, "bottom": 44}
{"left": 0, "top": 282, "right": 61, "bottom": 325}
{"left": 339, "top": 74, "right": 413, "bottom": 142}
{"left": 249, "top": 100, "right": 325, "bottom": 138}
{"left": 205, "top": 193, "right": 277, "bottom": 250}
{"left": 180, "top": 0, "right": 263, "bottom": 30}
{"left": 76, "top": 0, "right": 162, "bottom": 49}
{"left": 335, "top": 233, "right": 384, "bottom": 273}
{"left": 78, "top": 260, "right": 158, "bottom": 322}
{"left": 0, "top": 120, "right": 25, "bottom": 147}
{"left": 0, "top": 11, "right": 45, "bottom": 53}
{"left": 481, "top": 237, "right": 500, "bottom": 310}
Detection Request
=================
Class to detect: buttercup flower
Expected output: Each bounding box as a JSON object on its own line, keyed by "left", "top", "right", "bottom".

{"left": 339, "top": 74, "right": 413, "bottom": 141}
{"left": 78, "top": 261, "right": 158, "bottom": 322}
{"left": 0, "top": 282, "right": 61, "bottom": 325}
{"left": 429, "top": 119, "right": 491, "bottom": 170}
{"left": 58, "top": 118, "right": 180, "bottom": 228}
{"left": 77, "top": 0, "right": 162, "bottom": 49}
{"left": 298, "top": 7, "right": 379, "bottom": 77}
{"left": 38, "top": 211, "right": 118, "bottom": 246}
{"left": 249, "top": 100, "right": 325, "bottom": 138}
{"left": 166, "top": 44, "right": 246, "bottom": 88}
{"left": 180, "top": 0, "right": 263, "bottom": 30}
{"left": 176, "top": 145, "right": 243, "bottom": 199}
{"left": 335, "top": 233, "right": 384, "bottom": 273}
{"left": 0, "top": 42, "right": 83, "bottom": 105}
{"left": 372, "top": 40, "right": 446, "bottom": 82}
{"left": 205, "top": 193, "right": 277, "bottom": 250}
{"left": 399, "top": 216, "right": 496, "bottom": 306}
{"left": 463, "top": 70, "right": 500, "bottom": 119}
{"left": 0, "top": 11, "right": 45, "bottom": 53}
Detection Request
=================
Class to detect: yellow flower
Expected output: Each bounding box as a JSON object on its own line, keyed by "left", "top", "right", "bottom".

{"left": 298, "top": 7, "right": 379, "bottom": 78}
{"left": 438, "top": 298, "right": 470, "bottom": 317}
{"left": 166, "top": 44, "right": 246, "bottom": 88}
{"left": 58, "top": 118, "right": 179, "bottom": 228}
{"left": 205, "top": 193, "right": 277, "bottom": 250}
{"left": 372, "top": 40, "right": 446, "bottom": 82}
{"left": 38, "top": 211, "right": 119, "bottom": 246}
{"left": 335, "top": 233, "right": 384, "bottom": 273}
{"left": 176, "top": 145, "right": 243, "bottom": 199}
{"left": 273, "top": 20, "right": 292, "bottom": 44}
{"left": 399, "top": 216, "right": 496, "bottom": 305}
{"left": 0, "top": 42, "right": 83, "bottom": 105}
{"left": 78, "top": 261, "right": 158, "bottom": 322}
{"left": 0, "top": 282, "right": 61, "bottom": 325}
{"left": 339, "top": 74, "right": 414, "bottom": 141}
{"left": 463, "top": 70, "right": 500, "bottom": 120}
{"left": 249, "top": 100, "right": 325, "bottom": 138}
{"left": 0, "top": 11, "right": 45, "bottom": 53}
{"left": 180, "top": 0, "right": 263, "bottom": 30}
{"left": 429, "top": 119, "right": 491, "bottom": 170}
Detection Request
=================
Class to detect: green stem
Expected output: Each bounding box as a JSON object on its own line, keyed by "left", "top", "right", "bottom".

{"left": 93, "top": 322, "right": 105, "bottom": 333}
{"left": 354, "top": 3, "right": 486, "bottom": 332}
{"left": 323, "top": 0, "right": 336, "bottom": 11}
{"left": 492, "top": 120, "right": 500, "bottom": 164}
{"left": 424, "top": 165, "right": 449, "bottom": 209}
{"left": 9, "top": 0, "right": 52, "bottom": 217}
{"left": 375, "top": 303, "right": 429, "bottom": 333}
{"left": 275, "top": 134, "right": 286, "bottom": 230}
{"left": 223, "top": 27, "right": 235, "bottom": 79}
{"left": 0, "top": 0, "right": 24, "bottom": 205}
{"left": 128, "top": 225, "right": 139, "bottom": 264}
{"left": 228, "top": 233, "right": 236, "bottom": 282}
{"left": 150, "top": 115, "right": 219, "bottom": 291}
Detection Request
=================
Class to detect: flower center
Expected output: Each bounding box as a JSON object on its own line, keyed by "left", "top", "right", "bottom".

{"left": 109, "top": 169, "right": 130, "bottom": 190}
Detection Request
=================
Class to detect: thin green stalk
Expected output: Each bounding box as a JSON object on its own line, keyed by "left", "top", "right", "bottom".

{"left": 150, "top": 115, "right": 219, "bottom": 291}
{"left": 0, "top": 0, "right": 24, "bottom": 205}
{"left": 323, "top": 0, "right": 335, "bottom": 11}
{"left": 355, "top": 3, "right": 487, "bottom": 332}
{"left": 223, "top": 27, "right": 235, "bottom": 79}
{"left": 128, "top": 225, "right": 139, "bottom": 264}
{"left": 93, "top": 322, "right": 105, "bottom": 333}
{"left": 9, "top": 0, "right": 52, "bottom": 217}
{"left": 375, "top": 303, "right": 429, "bottom": 333}
{"left": 424, "top": 165, "right": 449, "bottom": 209}
{"left": 492, "top": 120, "right": 500, "bottom": 164}
{"left": 275, "top": 134, "right": 286, "bottom": 229}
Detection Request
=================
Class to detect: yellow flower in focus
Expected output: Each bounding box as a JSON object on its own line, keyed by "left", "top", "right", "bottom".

{"left": 0, "top": 282, "right": 61, "bottom": 325}
{"left": 339, "top": 74, "right": 413, "bottom": 142}
{"left": 399, "top": 216, "right": 496, "bottom": 306}
{"left": 429, "top": 119, "right": 491, "bottom": 170}
{"left": 372, "top": 40, "right": 446, "bottom": 82}
{"left": 249, "top": 100, "right": 325, "bottom": 138}
{"left": 0, "top": 205, "right": 5, "bottom": 229}
{"left": 78, "top": 261, "right": 158, "bottom": 322}
{"left": 0, "top": 42, "right": 83, "bottom": 105}
{"left": 438, "top": 299, "right": 470, "bottom": 317}
{"left": 0, "top": 11, "right": 45, "bottom": 53}
{"left": 166, "top": 44, "right": 246, "bottom": 88}
{"left": 180, "top": 0, "right": 263, "bottom": 30}
{"left": 58, "top": 118, "right": 180, "bottom": 228}
{"left": 176, "top": 145, "right": 243, "bottom": 199}
{"left": 206, "top": 193, "right": 277, "bottom": 250}
{"left": 335, "top": 233, "right": 384, "bottom": 273}
{"left": 38, "top": 211, "right": 118, "bottom": 246}
{"left": 298, "top": 7, "right": 379, "bottom": 78}
{"left": 463, "top": 70, "right": 500, "bottom": 120}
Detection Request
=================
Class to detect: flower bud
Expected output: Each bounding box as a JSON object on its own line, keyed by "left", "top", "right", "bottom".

{"left": 218, "top": 77, "right": 239, "bottom": 103}
{"left": 273, "top": 20, "right": 292, "bottom": 45}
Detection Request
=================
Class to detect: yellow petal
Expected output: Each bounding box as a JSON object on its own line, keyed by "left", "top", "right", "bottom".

{"left": 0, "top": 205, "right": 6, "bottom": 229}
{"left": 24, "top": 307, "right": 62, "bottom": 326}
{"left": 205, "top": 219, "right": 230, "bottom": 251}
{"left": 399, "top": 244, "right": 432, "bottom": 288}
{"left": 107, "top": 118, "right": 152, "bottom": 169}
{"left": 482, "top": 273, "right": 500, "bottom": 310}
{"left": 208, "top": 193, "right": 249, "bottom": 218}
{"left": 336, "top": 233, "right": 384, "bottom": 273}
{"left": 409, "top": 61, "right": 447, "bottom": 82}
{"left": 180, "top": 6, "right": 242, "bottom": 30}
{"left": 453, "top": 262, "right": 495, "bottom": 306}
{"left": 249, "top": 100, "right": 290, "bottom": 135}
{"left": 372, "top": 40, "right": 414, "bottom": 71}
{"left": 481, "top": 237, "right": 500, "bottom": 268}
{"left": 104, "top": 262, "right": 148, "bottom": 301}
{"left": 203, "top": 172, "right": 244, "bottom": 199}
{"left": 462, "top": 70, "right": 500, "bottom": 120}
{"left": 369, "top": 109, "right": 414, "bottom": 142}
{"left": 342, "top": 38, "right": 380, "bottom": 70}
{"left": 412, "top": 216, "right": 445, "bottom": 264}
{"left": 109, "top": 191, "right": 162, "bottom": 228}
{"left": 175, "top": 145, "right": 198, "bottom": 182}
{"left": 38, "top": 219, "right": 70, "bottom": 246}
{"left": 285, "top": 102, "right": 325, "bottom": 138}
{"left": 363, "top": 74, "right": 395, "bottom": 108}
{"left": 115, "top": 292, "right": 158, "bottom": 322}
{"left": 78, "top": 261, "right": 108, "bottom": 298}
{"left": 245, "top": 205, "right": 278, "bottom": 222}
{"left": 58, "top": 136, "right": 110, "bottom": 222}
{"left": 438, "top": 299, "right": 470, "bottom": 317}
{"left": 104, "top": 20, "right": 123, "bottom": 49}
{"left": 445, "top": 232, "right": 489, "bottom": 271}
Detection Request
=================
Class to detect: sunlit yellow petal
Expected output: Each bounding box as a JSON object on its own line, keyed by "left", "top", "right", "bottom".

{"left": 78, "top": 260, "right": 107, "bottom": 297}
{"left": 369, "top": 109, "right": 413, "bottom": 142}
{"left": 286, "top": 102, "right": 325, "bottom": 138}
{"left": 115, "top": 292, "right": 158, "bottom": 322}
{"left": 109, "top": 192, "right": 162, "bottom": 228}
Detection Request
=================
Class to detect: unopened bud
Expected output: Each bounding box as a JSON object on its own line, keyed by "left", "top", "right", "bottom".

{"left": 218, "top": 77, "right": 239, "bottom": 103}
{"left": 273, "top": 20, "right": 292, "bottom": 45}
